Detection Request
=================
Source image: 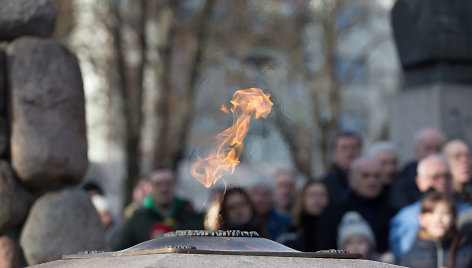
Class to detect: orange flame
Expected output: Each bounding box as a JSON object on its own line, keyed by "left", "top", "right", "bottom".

{"left": 191, "top": 88, "right": 273, "bottom": 188}
{"left": 220, "top": 104, "right": 229, "bottom": 114}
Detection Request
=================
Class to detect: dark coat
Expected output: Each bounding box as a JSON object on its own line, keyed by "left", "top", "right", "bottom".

{"left": 400, "top": 235, "right": 472, "bottom": 268}
{"left": 314, "top": 189, "right": 396, "bottom": 253}
{"left": 390, "top": 161, "right": 421, "bottom": 210}
{"left": 322, "top": 164, "right": 349, "bottom": 196}
{"left": 454, "top": 183, "right": 472, "bottom": 204}
{"left": 278, "top": 213, "right": 319, "bottom": 252}
{"left": 110, "top": 197, "right": 203, "bottom": 250}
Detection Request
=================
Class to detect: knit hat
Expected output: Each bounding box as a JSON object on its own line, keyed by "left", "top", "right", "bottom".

{"left": 337, "top": 211, "right": 376, "bottom": 249}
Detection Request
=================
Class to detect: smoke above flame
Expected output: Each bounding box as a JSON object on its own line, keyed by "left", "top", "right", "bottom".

{"left": 191, "top": 88, "right": 273, "bottom": 188}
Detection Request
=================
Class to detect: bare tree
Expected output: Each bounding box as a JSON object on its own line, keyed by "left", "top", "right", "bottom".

{"left": 270, "top": 0, "right": 388, "bottom": 177}
{"left": 151, "top": 0, "right": 181, "bottom": 169}
{"left": 50, "top": 0, "right": 76, "bottom": 44}
{"left": 152, "top": 0, "right": 218, "bottom": 170}
{"left": 108, "top": 0, "right": 147, "bottom": 205}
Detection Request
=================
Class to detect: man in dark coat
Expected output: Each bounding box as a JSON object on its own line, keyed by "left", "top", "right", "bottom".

{"left": 390, "top": 127, "right": 445, "bottom": 210}
{"left": 322, "top": 131, "right": 362, "bottom": 197}
{"left": 316, "top": 156, "right": 396, "bottom": 253}
{"left": 110, "top": 168, "right": 203, "bottom": 250}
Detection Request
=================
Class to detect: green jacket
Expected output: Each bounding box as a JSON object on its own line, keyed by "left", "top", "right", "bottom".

{"left": 110, "top": 197, "right": 203, "bottom": 251}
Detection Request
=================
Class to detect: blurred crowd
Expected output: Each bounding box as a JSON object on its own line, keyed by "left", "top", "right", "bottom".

{"left": 84, "top": 126, "right": 472, "bottom": 267}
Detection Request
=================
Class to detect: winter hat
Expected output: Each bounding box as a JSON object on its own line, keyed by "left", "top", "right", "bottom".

{"left": 337, "top": 211, "right": 376, "bottom": 249}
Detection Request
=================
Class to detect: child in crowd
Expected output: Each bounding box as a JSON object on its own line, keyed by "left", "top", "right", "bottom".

{"left": 278, "top": 180, "right": 330, "bottom": 251}
{"left": 337, "top": 211, "right": 379, "bottom": 260}
{"left": 400, "top": 192, "right": 472, "bottom": 268}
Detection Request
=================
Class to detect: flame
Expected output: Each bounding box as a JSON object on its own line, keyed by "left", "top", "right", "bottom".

{"left": 220, "top": 104, "right": 229, "bottom": 114}
{"left": 222, "top": 179, "right": 228, "bottom": 196}
{"left": 191, "top": 88, "right": 273, "bottom": 188}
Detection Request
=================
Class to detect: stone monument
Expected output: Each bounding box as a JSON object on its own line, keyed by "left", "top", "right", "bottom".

{"left": 0, "top": 0, "right": 105, "bottom": 266}
{"left": 389, "top": 0, "right": 472, "bottom": 161}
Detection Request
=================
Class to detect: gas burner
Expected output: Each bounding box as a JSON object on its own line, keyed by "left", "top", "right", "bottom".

{"left": 165, "top": 230, "right": 260, "bottom": 237}
{"left": 63, "top": 230, "right": 361, "bottom": 260}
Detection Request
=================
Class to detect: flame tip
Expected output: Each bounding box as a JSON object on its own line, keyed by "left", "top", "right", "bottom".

{"left": 191, "top": 88, "right": 273, "bottom": 188}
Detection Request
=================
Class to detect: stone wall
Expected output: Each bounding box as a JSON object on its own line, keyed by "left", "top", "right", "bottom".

{"left": 0, "top": 0, "right": 104, "bottom": 266}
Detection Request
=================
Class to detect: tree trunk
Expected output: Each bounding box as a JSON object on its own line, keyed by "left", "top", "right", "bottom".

{"left": 318, "top": 0, "right": 342, "bottom": 172}
{"left": 110, "top": 0, "right": 147, "bottom": 206}
{"left": 152, "top": 0, "right": 181, "bottom": 169}
{"left": 170, "top": 0, "right": 218, "bottom": 170}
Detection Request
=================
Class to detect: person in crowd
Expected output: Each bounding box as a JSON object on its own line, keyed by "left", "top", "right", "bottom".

{"left": 389, "top": 154, "right": 470, "bottom": 259}
{"left": 278, "top": 180, "right": 330, "bottom": 252}
{"left": 249, "top": 181, "right": 291, "bottom": 240}
{"left": 217, "top": 187, "right": 266, "bottom": 236}
{"left": 91, "top": 194, "right": 117, "bottom": 249}
{"left": 322, "top": 131, "right": 362, "bottom": 196}
{"left": 443, "top": 140, "right": 472, "bottom": 204}
{"left": 315, "top": 156, "right": 395, "bottom": 253}
{"left": 368, "top": 141, "right": 399, "bottom": 195}
{"left": 110, "top": 168, "right": 203, "bottom": 250}
{"left": 391, "top": 127, "right": 445, "bottom": 210}
{"left": 124, "top": 178, "right": 152, "bottom": 219}
{"left": 82, "top": 180, "right": 105, "bottom": 197}
{"left": 399, "top": 192, "right": 472, "bottom": 268}
{"left": 273, "top": 170, "right": 297, "bottom": 216}
{"left": 338, "top": 211, "right": 380, "bottom": 260}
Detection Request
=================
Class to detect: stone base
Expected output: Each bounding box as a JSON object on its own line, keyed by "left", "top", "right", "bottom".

{"left": 389, "top": 83, "right": 472, "bottom": 162}
{"left": 30, "top": 253, "right": 403, "bottom": 268}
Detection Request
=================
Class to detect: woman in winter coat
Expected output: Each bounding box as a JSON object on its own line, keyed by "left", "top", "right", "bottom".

{"left": 399, "top": 192, "right": 472, "bottom": 268}
{"left": 277, "top": 180, "right": 330, "bottom": 251}
{"left": 216, "top": 187, "right": 266, "bottom": 236}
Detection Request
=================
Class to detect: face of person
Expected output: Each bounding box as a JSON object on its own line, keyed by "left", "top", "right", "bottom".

{"left": 416, "top": 134, "right": 444, "bottom": 160}
{"left": 445, "top": 141, "right": 471, "bottom": 185}
{"left": 349, "top": 160, "right": 383, "bottom": 199}
{"left": 275, "top": 173, "right": 295, "bottom": 210}
{"left": 250, "top": 185, "right": 273, "bottom": 217}
{"left": 417, "top": 160, "right": 451, "bottom": 193}
{"left": 149, "top": 170, "right": 176, "bottom": 206}
{"left": 343, "top": 235, "right": 371, "bottom": 258}
{"left": 335, "top": 136, "right": 361, "bottom": 171}
{"left": 419, "top": 202, "right": 454, "bottom": 240}
{"left": 303, "top": 184, "right": 329, "bottom": 216}
{"left": 376, "top": 150, "right": 398, "bottom": 186}
{"left": 225, "top": 192, "right": 253, "bottom": 224}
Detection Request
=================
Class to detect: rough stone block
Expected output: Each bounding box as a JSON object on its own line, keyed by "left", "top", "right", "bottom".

{"left": 0, "top": 235, "right": 21, "bottom": 268}
{"left": 20, "top": 188, "right": 105, "bottom": 265}
{"left": 0, "top": 117, "right": 9, "bottom": 157}
{"left": 0, "top": 160, "right": 31, "bottom": 234}
{"left": 7, "top": 37, "right": 88, "bottom": 191}
{"left": 0, "top": 0, "right": 56, "bottom": 41}
{"left": 0, "top": 50, "right": 5, "bottom": 112}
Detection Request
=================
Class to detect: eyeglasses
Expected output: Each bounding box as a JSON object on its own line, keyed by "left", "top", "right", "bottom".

{"left": 358, "top": 172, "right": 381, "bottom": 179}
{"left": 428, "top": 173, "right": 452, "bottom": 181}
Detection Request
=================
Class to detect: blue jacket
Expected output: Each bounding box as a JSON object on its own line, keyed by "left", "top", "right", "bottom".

{"left": 265, "top": 209, "right": 291, "bottom": 240}
{"left": 389, "top": 200, "right": 470, "bottom": 259}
